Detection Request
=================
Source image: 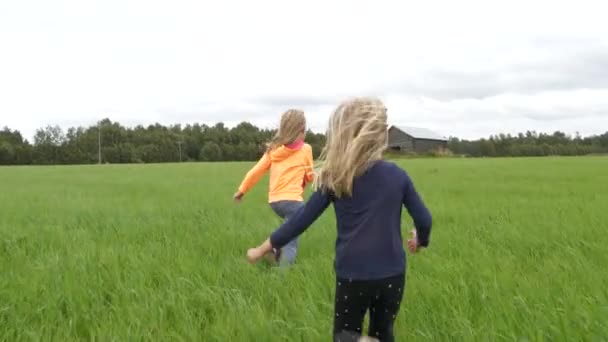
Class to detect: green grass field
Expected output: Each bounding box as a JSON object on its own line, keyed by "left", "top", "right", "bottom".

{"left": 1, "top": 157, "right": 607, "bottom": 341}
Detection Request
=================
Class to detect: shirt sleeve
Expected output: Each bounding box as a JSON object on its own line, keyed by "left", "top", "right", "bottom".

{"left": 305, "top": 147, "right": 315, "bottom": 183}
{"left": 270, "top": 190, "right": 331, "bottom": 248}
{"left": 402, "top": 174, "right": 432, "bottom": 247}
{"left": 238, "top": 153, "right": 271, "bottom": 194}
{"left": 302, "top": 145, "right": 315, "bottom": 188}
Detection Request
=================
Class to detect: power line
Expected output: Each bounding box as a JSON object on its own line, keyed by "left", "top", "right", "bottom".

{"left": 177, "top": 140, "right": 183, "bottom": 162}
{"left": 98, "top": 121, "right": 101, "bottom": 164}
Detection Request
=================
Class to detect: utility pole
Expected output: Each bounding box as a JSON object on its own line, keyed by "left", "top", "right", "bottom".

{"left": 98, "top": 121, "right": 101, "bottom": 164}
{"left": 177, "top": 141, "right": 183, "bottom": 162}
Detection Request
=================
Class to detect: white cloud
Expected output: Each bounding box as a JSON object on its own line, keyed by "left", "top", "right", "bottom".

{"left": 386, "top": 89, "right": 608, "bottom": 139}
{"left": 0, "top": 0, "right": 607, "bottom": 140}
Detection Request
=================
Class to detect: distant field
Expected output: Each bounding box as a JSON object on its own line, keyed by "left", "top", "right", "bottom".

{"left": 1, "top": 157, "right": 607, "bottom": 341}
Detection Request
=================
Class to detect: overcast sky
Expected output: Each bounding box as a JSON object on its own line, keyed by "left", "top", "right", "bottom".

{"left": 1, "top": 0, "right": 607, "bottom": 140}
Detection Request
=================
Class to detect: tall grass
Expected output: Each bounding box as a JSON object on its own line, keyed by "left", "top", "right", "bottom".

{"left": 0, "top": 157, "right": 607, "bottom": 341}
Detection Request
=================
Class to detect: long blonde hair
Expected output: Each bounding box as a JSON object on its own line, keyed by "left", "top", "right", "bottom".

{"left": 266, "top": 109, "right": 306, "bottom": 152}
{"left": 315, "top": 97, "right": 388, "bottom": 198}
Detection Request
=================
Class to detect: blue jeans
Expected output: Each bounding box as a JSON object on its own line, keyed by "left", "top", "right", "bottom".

{"left": 270, "top": 200, "right": 304, "bottom": 266}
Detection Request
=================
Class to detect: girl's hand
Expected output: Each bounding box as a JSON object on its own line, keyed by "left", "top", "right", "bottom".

{"left": 407, "top": 229, "right": 419, "bottom": 253}
{"left": 247, "top": 247, "right": 265, "bottom": 264}
{"left": 233, "top": 191, "right": 244, "bottom": 202}
{"left": 247, "top": 239, "right": 273, "bottom": 264}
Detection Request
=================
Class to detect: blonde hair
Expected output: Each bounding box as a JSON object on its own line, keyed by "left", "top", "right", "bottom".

{"left": 266, "top": 109, "right": 306, "bottom": 152}
{"left": 315, "top": 97, "right": 388, "bottom": 198}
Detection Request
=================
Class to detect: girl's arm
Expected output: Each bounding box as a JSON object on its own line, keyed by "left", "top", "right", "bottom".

{"left": 402, "top": 175, "right": 432, "bottom": 248}
{"left": 235, "top": 153, "right": 271, "bottom": 199}
{"left": 247, "top": 190, "right": 331, "bottom": 263}
{"left": 304, "top": 147, "right": 315, "bottom": 185}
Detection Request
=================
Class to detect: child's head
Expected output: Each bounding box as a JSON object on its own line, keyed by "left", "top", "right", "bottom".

{"left": 266, "top": 109, "right": 306, "bottom": 152}
{"left": 316, "top": 97, "right": 388, "bottom": 197}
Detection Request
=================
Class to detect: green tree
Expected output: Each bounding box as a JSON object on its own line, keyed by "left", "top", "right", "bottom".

{"left": 0, "top": 141, "right": 15, "bottom": 164}
{"left": 200, "top": 142, "right": 222, "bottom": 161}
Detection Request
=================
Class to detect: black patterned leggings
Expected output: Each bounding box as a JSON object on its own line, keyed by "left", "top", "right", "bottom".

{"left": 333, "top": 273, "right": 405, "bottom": 342}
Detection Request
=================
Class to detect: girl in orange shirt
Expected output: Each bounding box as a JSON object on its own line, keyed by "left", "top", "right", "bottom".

{"left": 234, "top": 109, "right": 314, "bottom": 266}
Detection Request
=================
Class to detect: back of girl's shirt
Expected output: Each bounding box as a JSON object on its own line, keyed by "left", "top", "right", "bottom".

{"left": 238, "top": 143, "right": 314, "bottom": 203}
{"left": 269, "top": 160, "right": 432, "bottom": 280}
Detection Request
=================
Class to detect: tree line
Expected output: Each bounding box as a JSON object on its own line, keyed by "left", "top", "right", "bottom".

{"left": 0, "top": 119, "right": 326, "bottom": 165}
{"left": 448, "top": 131, "right": 608, "bottom": 157}
{"left": 1, "top": 121, "right": 607, "bottom": 165}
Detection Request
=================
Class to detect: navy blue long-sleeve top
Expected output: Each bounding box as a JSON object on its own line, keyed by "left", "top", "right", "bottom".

{"left": 269, "top": 160, "right": 432, "bottom": 280}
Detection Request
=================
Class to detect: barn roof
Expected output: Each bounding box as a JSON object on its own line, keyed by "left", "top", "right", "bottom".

{"left": 390, "top": 125, "right": 447, "bottom": 141}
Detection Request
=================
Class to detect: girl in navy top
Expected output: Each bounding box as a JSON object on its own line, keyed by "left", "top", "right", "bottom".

{"left": 247, "top": 97, "right": 433, "bottom": 342}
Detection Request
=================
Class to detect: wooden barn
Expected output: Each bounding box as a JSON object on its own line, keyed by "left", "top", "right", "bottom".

{"left": 388, "top": 125, "right": 448, "bottom": 154}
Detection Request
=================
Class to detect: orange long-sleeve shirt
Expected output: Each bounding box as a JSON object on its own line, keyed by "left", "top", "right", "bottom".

{"left": 238, "top": 143, "right": 315, "bottom": 203}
